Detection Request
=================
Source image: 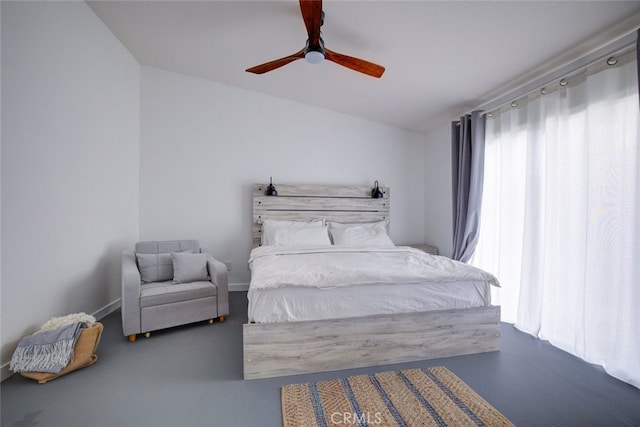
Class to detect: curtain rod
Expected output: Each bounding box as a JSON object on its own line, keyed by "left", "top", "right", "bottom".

{"left": 466, "top": 27, "right": 638, "bottom": 117}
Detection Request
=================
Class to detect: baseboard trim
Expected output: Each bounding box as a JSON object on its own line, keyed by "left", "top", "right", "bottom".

{"left": 93, "top": 298, "right": 121, "bottom": 320}
{"left": 1, "top": 363, "right": 12, "bottom": 382}
{"left": 230, "top": 282, "right": 249, "bottom": 292}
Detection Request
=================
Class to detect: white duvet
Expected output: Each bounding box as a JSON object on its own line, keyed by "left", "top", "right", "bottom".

{"left": 248, "top": 246, "right": 500, "bottom": 290}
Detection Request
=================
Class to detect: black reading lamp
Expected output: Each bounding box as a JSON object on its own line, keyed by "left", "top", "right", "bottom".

{"left": 371, "top": 180, "right": 384, "bottom": 198}
{"left": 265, "top": 177, "right": 278, "bottom": 196}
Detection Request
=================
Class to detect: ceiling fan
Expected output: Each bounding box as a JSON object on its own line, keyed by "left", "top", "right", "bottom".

{"left": 245, "top": 0, "right": 385, "bottom": 78}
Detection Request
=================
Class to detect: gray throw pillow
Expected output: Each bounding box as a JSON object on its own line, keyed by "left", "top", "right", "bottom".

{"left": 136, "top": 253, "right": 174, "bottom": 283}
{"left": 172, "top": 252, "right": 210, "bottom": 283}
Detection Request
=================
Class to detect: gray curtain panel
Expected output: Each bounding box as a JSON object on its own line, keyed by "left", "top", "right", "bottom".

{"left": 451, "top": 111, "right": 486, "bottom": 263}
{"left": 637, "top": 29, "right": 639, "bottom": 109}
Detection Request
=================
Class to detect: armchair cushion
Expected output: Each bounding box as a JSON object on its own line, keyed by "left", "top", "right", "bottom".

{"left": 140, "top": 281, "right": 217, "bottom": 307}
{"left": 136, "top": 253, "right": 174, "bottom": 283}
{"left": 135, "top": 240, "right": 199, "bottom": 254}
{"left": 172, "top": 252, "right": 209, "bottom": 283}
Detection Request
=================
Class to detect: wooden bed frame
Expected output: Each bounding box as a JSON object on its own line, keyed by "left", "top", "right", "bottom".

{"left": 243, "top": 183, "right": 500, "bottom": 380}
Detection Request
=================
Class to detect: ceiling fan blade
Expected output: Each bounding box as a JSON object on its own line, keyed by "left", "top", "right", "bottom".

{"left": 324, "top": 48, "right": 385, "bottom": 78}
{"left": 299, "top": 0, "right": 323, "bottom": 48}
{"left": 245, "top": 49, "right": 305, "bottom": 74}
{"left": 247, "top": 1, "right": 385, "bottom": 79}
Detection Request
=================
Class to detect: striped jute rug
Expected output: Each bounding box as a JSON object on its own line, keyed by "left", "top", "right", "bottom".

{"left": 282, "top": 366, "right": 514, "bottom": 427}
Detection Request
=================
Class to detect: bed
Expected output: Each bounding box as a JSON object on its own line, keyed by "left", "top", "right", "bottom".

{"left": 243, "top": 183, "right": 500, "bottom": 380}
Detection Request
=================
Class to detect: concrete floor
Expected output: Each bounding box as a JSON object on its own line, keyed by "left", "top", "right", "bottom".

{"left": 2, "top": 291, "right": 640, "bottom": 427}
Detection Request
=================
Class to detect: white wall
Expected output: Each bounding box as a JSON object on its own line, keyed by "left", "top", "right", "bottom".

{"left": 1, "top": 2, "right": 140, "bottom": 374}
{"left": 423, "top": 124, "right": 454, "bottom": 257}
{"left": 140, "top": 66, "right": 427, "bottom": 283}
{"left": 0, "top": 0, "right": 3, "bottom": 378}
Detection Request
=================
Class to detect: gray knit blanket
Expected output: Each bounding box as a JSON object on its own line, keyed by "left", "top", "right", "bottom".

{"left": 10, "top": 322, "right": 87, "bottom": 373}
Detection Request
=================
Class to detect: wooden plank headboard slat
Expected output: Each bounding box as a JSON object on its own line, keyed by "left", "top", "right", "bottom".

{"left": 252, "top": 183, "right": 390, "bottom": 248}
{"left": 255, "top": 197, "right": 387, "bottom": 213}
{"left": 253, "top": 183, "right": 388, "bottom": 199}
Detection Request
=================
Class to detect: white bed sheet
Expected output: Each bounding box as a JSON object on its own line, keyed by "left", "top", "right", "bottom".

{"left": 248, "top": 279, "right": 491, "bottom": 323}
{"left": 247, "top": 246, "right": 499, "bottom": 323}
{"left": 248, "top": 245, "right": 499, "bottom": 290}
{"left": 247, "top": 245, "right": 497, "bottom": 323}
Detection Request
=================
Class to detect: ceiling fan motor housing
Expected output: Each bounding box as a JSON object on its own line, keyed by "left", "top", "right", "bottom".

{"left": 305, "top": 37, "right": 325, "bottom": 64}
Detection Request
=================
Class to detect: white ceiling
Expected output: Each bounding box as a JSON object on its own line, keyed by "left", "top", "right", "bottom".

{"left": 88, "top": 1, "right": 640, "bottom": 134}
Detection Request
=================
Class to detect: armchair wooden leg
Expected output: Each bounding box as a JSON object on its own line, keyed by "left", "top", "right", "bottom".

{"left": 128, "top": 334, "right": 137, "bottom": 342}
{"left": 218, "top": 316, "right": 225, "bottom": 323}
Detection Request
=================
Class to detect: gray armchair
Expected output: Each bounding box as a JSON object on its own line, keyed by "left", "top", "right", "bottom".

{"left": 121, "top": 240, "right": 229, "bottom": 342}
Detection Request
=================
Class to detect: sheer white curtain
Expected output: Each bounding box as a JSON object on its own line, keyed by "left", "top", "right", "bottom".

{"left": 472, "top": 54, "right": 640, "bottom": 388}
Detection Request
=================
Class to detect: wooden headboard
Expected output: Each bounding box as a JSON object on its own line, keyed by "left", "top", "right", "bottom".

{"left": 252, "top": 183, "right": 390, "bottom": 248}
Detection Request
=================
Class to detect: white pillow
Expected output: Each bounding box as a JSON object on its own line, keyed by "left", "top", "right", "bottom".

{"left": 271, "top": 226, "right": 332, "bottom": 247}
{"left": 261, "top": 219, "right": 324, "bottom": 246}
{"left": 329, "top": 221, "right": 395, "bottom": 247}
{"left": 171, "top": 252, "right": 210, "bottom": 283}
{"left": 329, "top": 220, "right": 389, "bottom": 231}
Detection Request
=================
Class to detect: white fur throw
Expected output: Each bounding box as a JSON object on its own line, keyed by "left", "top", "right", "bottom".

{"left": 38, "top": 312, "right": 96, "bottom": 334}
